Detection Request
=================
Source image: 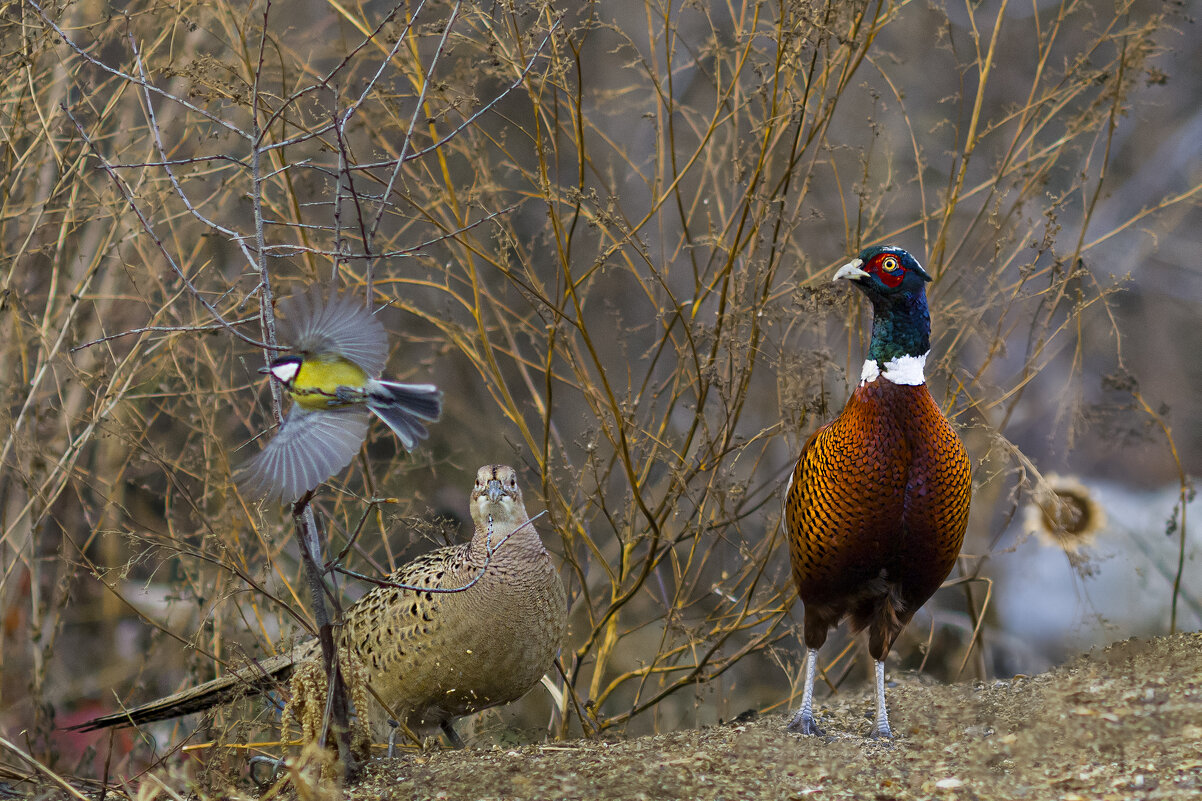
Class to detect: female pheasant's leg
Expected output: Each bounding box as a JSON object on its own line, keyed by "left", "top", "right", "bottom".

{"left": 871, "top": 659, "right": 893, "bottom": 738}
{"left": 441, "top": 719, "right": 465, "bottom": 749}
{"left": 787, "top": 648, "right": 824, "bottom": 735}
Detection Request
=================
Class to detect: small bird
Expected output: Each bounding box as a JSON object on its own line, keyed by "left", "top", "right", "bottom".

{"left": 238, "top": 288, "right": 442, "bottom": 504}
{"left": 73, "top": 465, "right": 567, "bottom": 746}
{"left": 783, "top": 245, "right": 971, "bottom": 738}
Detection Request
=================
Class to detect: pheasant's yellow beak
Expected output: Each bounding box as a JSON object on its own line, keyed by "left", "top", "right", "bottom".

{"left": 833, "top": 259, "right": 868, "bottom": 282}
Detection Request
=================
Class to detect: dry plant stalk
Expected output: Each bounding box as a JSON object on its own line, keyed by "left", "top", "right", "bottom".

{"left": 0, "top": 0, "right": 1197, "bottom": 788}
{"left": 283, "top": 652, "right": 372, "bottom": 774}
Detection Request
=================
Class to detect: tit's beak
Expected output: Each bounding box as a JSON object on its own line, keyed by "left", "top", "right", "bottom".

{"left": 487, "top": 479, "right": 506, "bottom": 503}
{"left": 833, "top": 258, "right": 868, "bottom": 283}
{"left": 257, "top": 366, "right": 272, "bottom": 375}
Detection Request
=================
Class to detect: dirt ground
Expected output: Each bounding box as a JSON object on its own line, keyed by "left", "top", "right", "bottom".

{"left": 349, "top": 632, "right": 1202, "bottom": 801}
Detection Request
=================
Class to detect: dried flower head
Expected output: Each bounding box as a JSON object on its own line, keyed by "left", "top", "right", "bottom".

{"left": 1024, "top": 474, "right": 1107, "bottom": 552}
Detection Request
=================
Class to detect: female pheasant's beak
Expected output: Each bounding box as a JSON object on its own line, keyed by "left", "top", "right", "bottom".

{"left": 487, "top": 479, "right": 506, "bottom": 503}
{"left": 833, "top": 259, "right": 869, "bottom": 282}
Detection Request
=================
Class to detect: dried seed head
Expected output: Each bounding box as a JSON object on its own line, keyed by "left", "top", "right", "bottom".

{"left": 1025, "top": 474, "right": 1107, "bottom": 552}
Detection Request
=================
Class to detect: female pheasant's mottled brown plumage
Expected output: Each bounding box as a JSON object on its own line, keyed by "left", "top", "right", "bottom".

{"left": 784, "top": 246, "right": 971, "bottom": 738}
{"left": 71, "top": 465, "right": 567, "bottom": 745}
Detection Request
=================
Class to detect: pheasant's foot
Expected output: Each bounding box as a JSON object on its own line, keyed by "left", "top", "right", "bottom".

{"left": 248, "top": 755, "right": 285, "bottom": 788}
{"left": 786, "top": 709, "right": 825, "bottom": 737}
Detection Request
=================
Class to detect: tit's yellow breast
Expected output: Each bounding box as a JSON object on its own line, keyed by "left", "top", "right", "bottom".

{"left": 290, "top": 356, "right": 369, "bottom": 410}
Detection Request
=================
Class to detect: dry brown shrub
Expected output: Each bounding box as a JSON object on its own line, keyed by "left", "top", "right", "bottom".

{"left": 1, "top": 0, "right": 1197, "bottom": 791}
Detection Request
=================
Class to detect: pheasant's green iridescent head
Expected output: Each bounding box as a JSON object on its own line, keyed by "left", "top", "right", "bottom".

{"left": 834, "top": 245, "right": 932, "bottom": 384}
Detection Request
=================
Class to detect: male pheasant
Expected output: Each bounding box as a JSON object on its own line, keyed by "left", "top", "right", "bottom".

{"left": 71, "top": 465, "right": 567, "bottom": 747}
{"left": 783, "top": 245, "right": 971, "bottom": 738}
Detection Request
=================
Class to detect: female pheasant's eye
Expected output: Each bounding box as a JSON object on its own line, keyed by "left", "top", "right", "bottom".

{"left": 881, "top": 256, "right": 901, "bottom": 273}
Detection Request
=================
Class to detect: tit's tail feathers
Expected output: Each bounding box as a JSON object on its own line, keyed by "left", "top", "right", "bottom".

{"left": 67, "top": 650, "right": 298, "bottom": 732}
{"left": 366, "top": 380, "right": 443, "bottom": 451}
{"left": 237, "top": 405, "right": 370, "bottom": 504}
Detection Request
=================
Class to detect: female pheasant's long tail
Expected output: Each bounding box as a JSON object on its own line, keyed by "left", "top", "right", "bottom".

{"left": 68, "top": 651, "right": 297, "bottom": 731}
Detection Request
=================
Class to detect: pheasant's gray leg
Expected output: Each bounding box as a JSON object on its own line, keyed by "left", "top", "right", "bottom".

{"left": 869, "top": 659, "right": 893, "bottom": 739}
{"left": 786, "top": 647, "right": 824, "bottom": 736}
{"left": 387, "top": 720, "right": 400, "bottom": 758}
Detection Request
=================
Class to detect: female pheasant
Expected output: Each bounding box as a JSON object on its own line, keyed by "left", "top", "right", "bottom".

{"left": 784, "top": 245, "right": 971, "bottom": 738}
{"left": 69, "top": 466, "right": 567, "bottom": 747}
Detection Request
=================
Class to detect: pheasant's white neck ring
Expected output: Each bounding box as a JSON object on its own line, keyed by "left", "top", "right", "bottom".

{"left": 860, "top": 351, "right": 928, "bottom": 386}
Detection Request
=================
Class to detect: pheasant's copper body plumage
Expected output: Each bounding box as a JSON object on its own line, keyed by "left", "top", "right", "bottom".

{"left": 71, "top": 465, "right": 567, "bottom": 746}
{"left": 784, "top": 246, "right": 971, "bottom": 738}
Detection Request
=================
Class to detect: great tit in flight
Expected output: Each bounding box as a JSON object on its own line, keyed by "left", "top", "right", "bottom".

{"left": 238, "top": 288, "right": 442, "bottom": 503}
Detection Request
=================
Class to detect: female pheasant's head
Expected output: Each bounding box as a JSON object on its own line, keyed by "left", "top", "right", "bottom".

{"left": 833, "top": 245, "right": 933, "bottom": 386}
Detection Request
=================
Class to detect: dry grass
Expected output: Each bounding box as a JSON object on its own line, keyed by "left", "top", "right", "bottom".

{"left": 1, "top": 0, "right": 1198, "bottom": 793}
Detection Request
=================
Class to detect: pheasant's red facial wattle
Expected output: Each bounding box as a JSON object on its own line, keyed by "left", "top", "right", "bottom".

{"left": 869, "top": 253, "right": 905, "bottom": 288}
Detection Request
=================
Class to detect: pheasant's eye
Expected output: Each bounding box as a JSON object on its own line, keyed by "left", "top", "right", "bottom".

{"left": 881, "top": 256, "right": 901, "bottom": 273}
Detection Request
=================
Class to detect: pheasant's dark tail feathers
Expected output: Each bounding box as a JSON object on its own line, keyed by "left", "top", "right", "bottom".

{"left": 850, "top": 581, "right": 908, "bottom": 662}
{"left": 67, "top": 653, "right": 295, "bottom": 732}
{"left": 367, "top": 381, "right": 443, "bottom": 451}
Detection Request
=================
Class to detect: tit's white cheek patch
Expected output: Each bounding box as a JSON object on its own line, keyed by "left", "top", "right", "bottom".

{"left": 270, "top": 362, "right": 301, "bottom": 383}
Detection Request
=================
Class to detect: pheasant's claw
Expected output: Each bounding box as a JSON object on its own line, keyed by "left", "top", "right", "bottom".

{"left": 868, "top": 722, "right": 893, "bottom": 740}
{"left": 786, "top": 711, "right": 825, "bottom": 737}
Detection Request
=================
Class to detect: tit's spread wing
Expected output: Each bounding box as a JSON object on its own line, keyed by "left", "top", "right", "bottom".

{"left": 237, "top": 405, "right": 370, "bottom": 503}
{"left": 278, "top": 288, "right": 388, "bottom": 376}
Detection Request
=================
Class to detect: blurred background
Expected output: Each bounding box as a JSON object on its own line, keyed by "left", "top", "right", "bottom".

{"left": 1, "top": 0, "right": 1198, "bottom": 783}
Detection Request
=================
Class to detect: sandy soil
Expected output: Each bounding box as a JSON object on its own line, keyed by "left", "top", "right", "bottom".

{"left": 349, "top": 632, "right": 1202, "bottom": 800}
